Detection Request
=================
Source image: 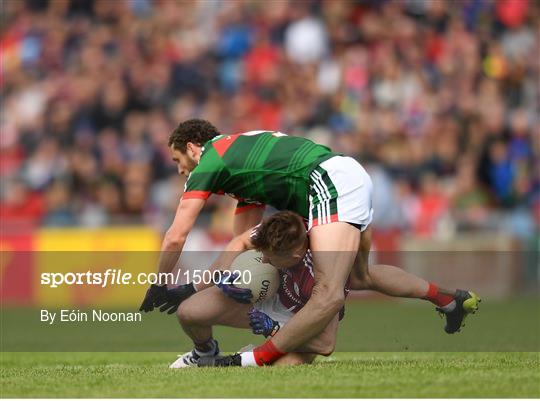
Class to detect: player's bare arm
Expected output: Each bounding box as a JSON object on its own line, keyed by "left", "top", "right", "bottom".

{"left": 151, "top": 218, "right": 262, "bottom": 313}
{"left": 156, "top": 220, "right": 262, "bottom": 314}
{"left": 233, "top": 205, "right": 265, "bottom": 236}
{"left": 139, "top": 197, "right": 206, "bottom": 313}
{"left": 194, "top": 226, "right": 256, "bottom": 292}
{"left": 139, "top": 120, "right": 221, "bottom": 314}
{"left": 159, "top": 198, "right": 206, "bottom": 275}
{"left": 179, "top": 201, "right": 264, "bottom": 293}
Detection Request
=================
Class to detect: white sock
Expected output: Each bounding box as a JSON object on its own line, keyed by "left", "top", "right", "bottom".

{"left": 240, "top": 351, "right": 259, "bottom": 367}
{"left": 440, "top": 300, "right": 456, "bottom": 312}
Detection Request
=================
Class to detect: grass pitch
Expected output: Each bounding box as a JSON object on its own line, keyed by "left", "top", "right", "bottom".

{"left": 1, "top": 299, "right": 539, "bottom": 397}
{"left": 1, "top": 352, "right": 539, "bottom": 398}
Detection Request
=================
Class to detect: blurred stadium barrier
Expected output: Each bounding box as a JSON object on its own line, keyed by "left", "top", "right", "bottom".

{"left": 400, "top": 234, "right": 523, "bottom": 299}
{"left": 1, "top": 225, "right": 536, "bottom": 307}
{"left": 1, "top": 226, "right": 159, "bottom": 307}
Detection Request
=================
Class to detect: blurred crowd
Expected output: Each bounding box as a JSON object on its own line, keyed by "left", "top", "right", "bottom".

{"left": 1, "top": 0, "right": 538, "bottom": 241}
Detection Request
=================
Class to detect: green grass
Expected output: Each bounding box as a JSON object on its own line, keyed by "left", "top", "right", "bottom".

{"left": 2, "top": 298, "right": 539, "bottom": 351}
{"left": 1, "top": 352, "right": 539, "bottom": 398}
{"left": 1, "top": 299, "right": 539, "bottom": 397}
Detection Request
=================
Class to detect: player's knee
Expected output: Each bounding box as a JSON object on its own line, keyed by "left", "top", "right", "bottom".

{"left": 177, "top": 302, "right": 197, "bottom": 325}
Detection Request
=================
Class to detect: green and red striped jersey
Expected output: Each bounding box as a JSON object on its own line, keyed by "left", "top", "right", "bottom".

{"left": 183, "top": 131, "right": 338, "bottom": 217}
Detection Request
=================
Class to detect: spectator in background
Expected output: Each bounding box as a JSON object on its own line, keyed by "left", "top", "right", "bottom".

{"left": 0, "top": 179, "right": 44, "bottom": 225}
{"left": 42, "top": 180, "right": 76, "bottom": 226}
{"left": 411, "top": 173, "right": 450, "bottom": 237}
{"left": 489, "top": 139, "right": 515, "bottom": 206}
{"left": 451, "top": 155, "right": 491, "bottom": 231}
{"left": 0, "top": 0, "right": 536, "bottom": 243}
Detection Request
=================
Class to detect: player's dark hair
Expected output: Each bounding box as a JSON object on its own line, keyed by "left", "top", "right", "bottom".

{"left": 252, "top": 211, "right": 307, "bottom": 254}
{"left": 168, "top": 119, "right": 220, "bottom": 152}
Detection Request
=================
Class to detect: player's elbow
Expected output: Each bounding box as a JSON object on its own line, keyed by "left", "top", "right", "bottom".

{"left": 229, "top": 235, "right": 249, "bottom": 252}
{"left": 163, "top": 230, "right": 186, "bottom": 250}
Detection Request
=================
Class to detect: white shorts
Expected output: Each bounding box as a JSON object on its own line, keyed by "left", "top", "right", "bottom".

{"left": 308, "top": 156, "right": 373, "bottom": 231}
{"left": 254, "top": 295, "right": 294, "bottom": 327}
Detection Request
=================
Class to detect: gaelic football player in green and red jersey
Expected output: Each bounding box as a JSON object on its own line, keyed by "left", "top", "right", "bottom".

{"left": 139, "top": 119, "right": 480, "bottom": 367}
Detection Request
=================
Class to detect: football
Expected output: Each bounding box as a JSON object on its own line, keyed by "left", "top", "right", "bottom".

{"left": 230, "top": 250, "right": 280, "bottom": 303}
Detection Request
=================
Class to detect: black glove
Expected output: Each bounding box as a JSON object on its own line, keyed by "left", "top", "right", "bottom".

{"left": 159, "top": 283, "right": 197, "bottom": 314}
{"left": 139, "top": 284, "right": 168, "bottom": 312}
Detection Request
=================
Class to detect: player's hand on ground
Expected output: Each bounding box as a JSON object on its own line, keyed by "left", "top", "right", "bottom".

{"left": 248, "top": 308, "right": 280, "bottom": 337}
{"left": 159, "top": 283, "right": 197, "bottom": 314}
{"left": 139, "top": 284, "right": 168, "bottom": 312}
{"left": 216, "top": 272, "right": 253, "bottom": 304}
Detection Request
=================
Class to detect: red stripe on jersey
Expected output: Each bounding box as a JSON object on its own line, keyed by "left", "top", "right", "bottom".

{"left": 312, "top": 213, "right": 339, "bottom": 227}
{"left": 213, "top": 134, "right": 241, "bottom": 157}
{"left": 182, "top": 190, "right": 211, "bottom": 200}
{"left": 235, "top": 204, "right": 266, "bottom": 215}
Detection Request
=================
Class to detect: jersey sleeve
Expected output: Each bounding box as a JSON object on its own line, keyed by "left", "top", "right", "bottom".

{"left": 182, "top": 146, "right": 227, "bottom": 200}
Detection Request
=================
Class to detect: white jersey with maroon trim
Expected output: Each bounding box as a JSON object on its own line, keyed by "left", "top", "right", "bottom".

{"left": 277, "top": 250, "right": 315, "bottom": 313}
{"left": 249, "top": 225, "right": 348, "bottom": 318}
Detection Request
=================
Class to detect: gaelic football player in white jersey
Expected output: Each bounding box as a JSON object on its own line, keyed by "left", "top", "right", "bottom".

{"left": 169, "top": 211, "right": 341, "bottom": 368}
